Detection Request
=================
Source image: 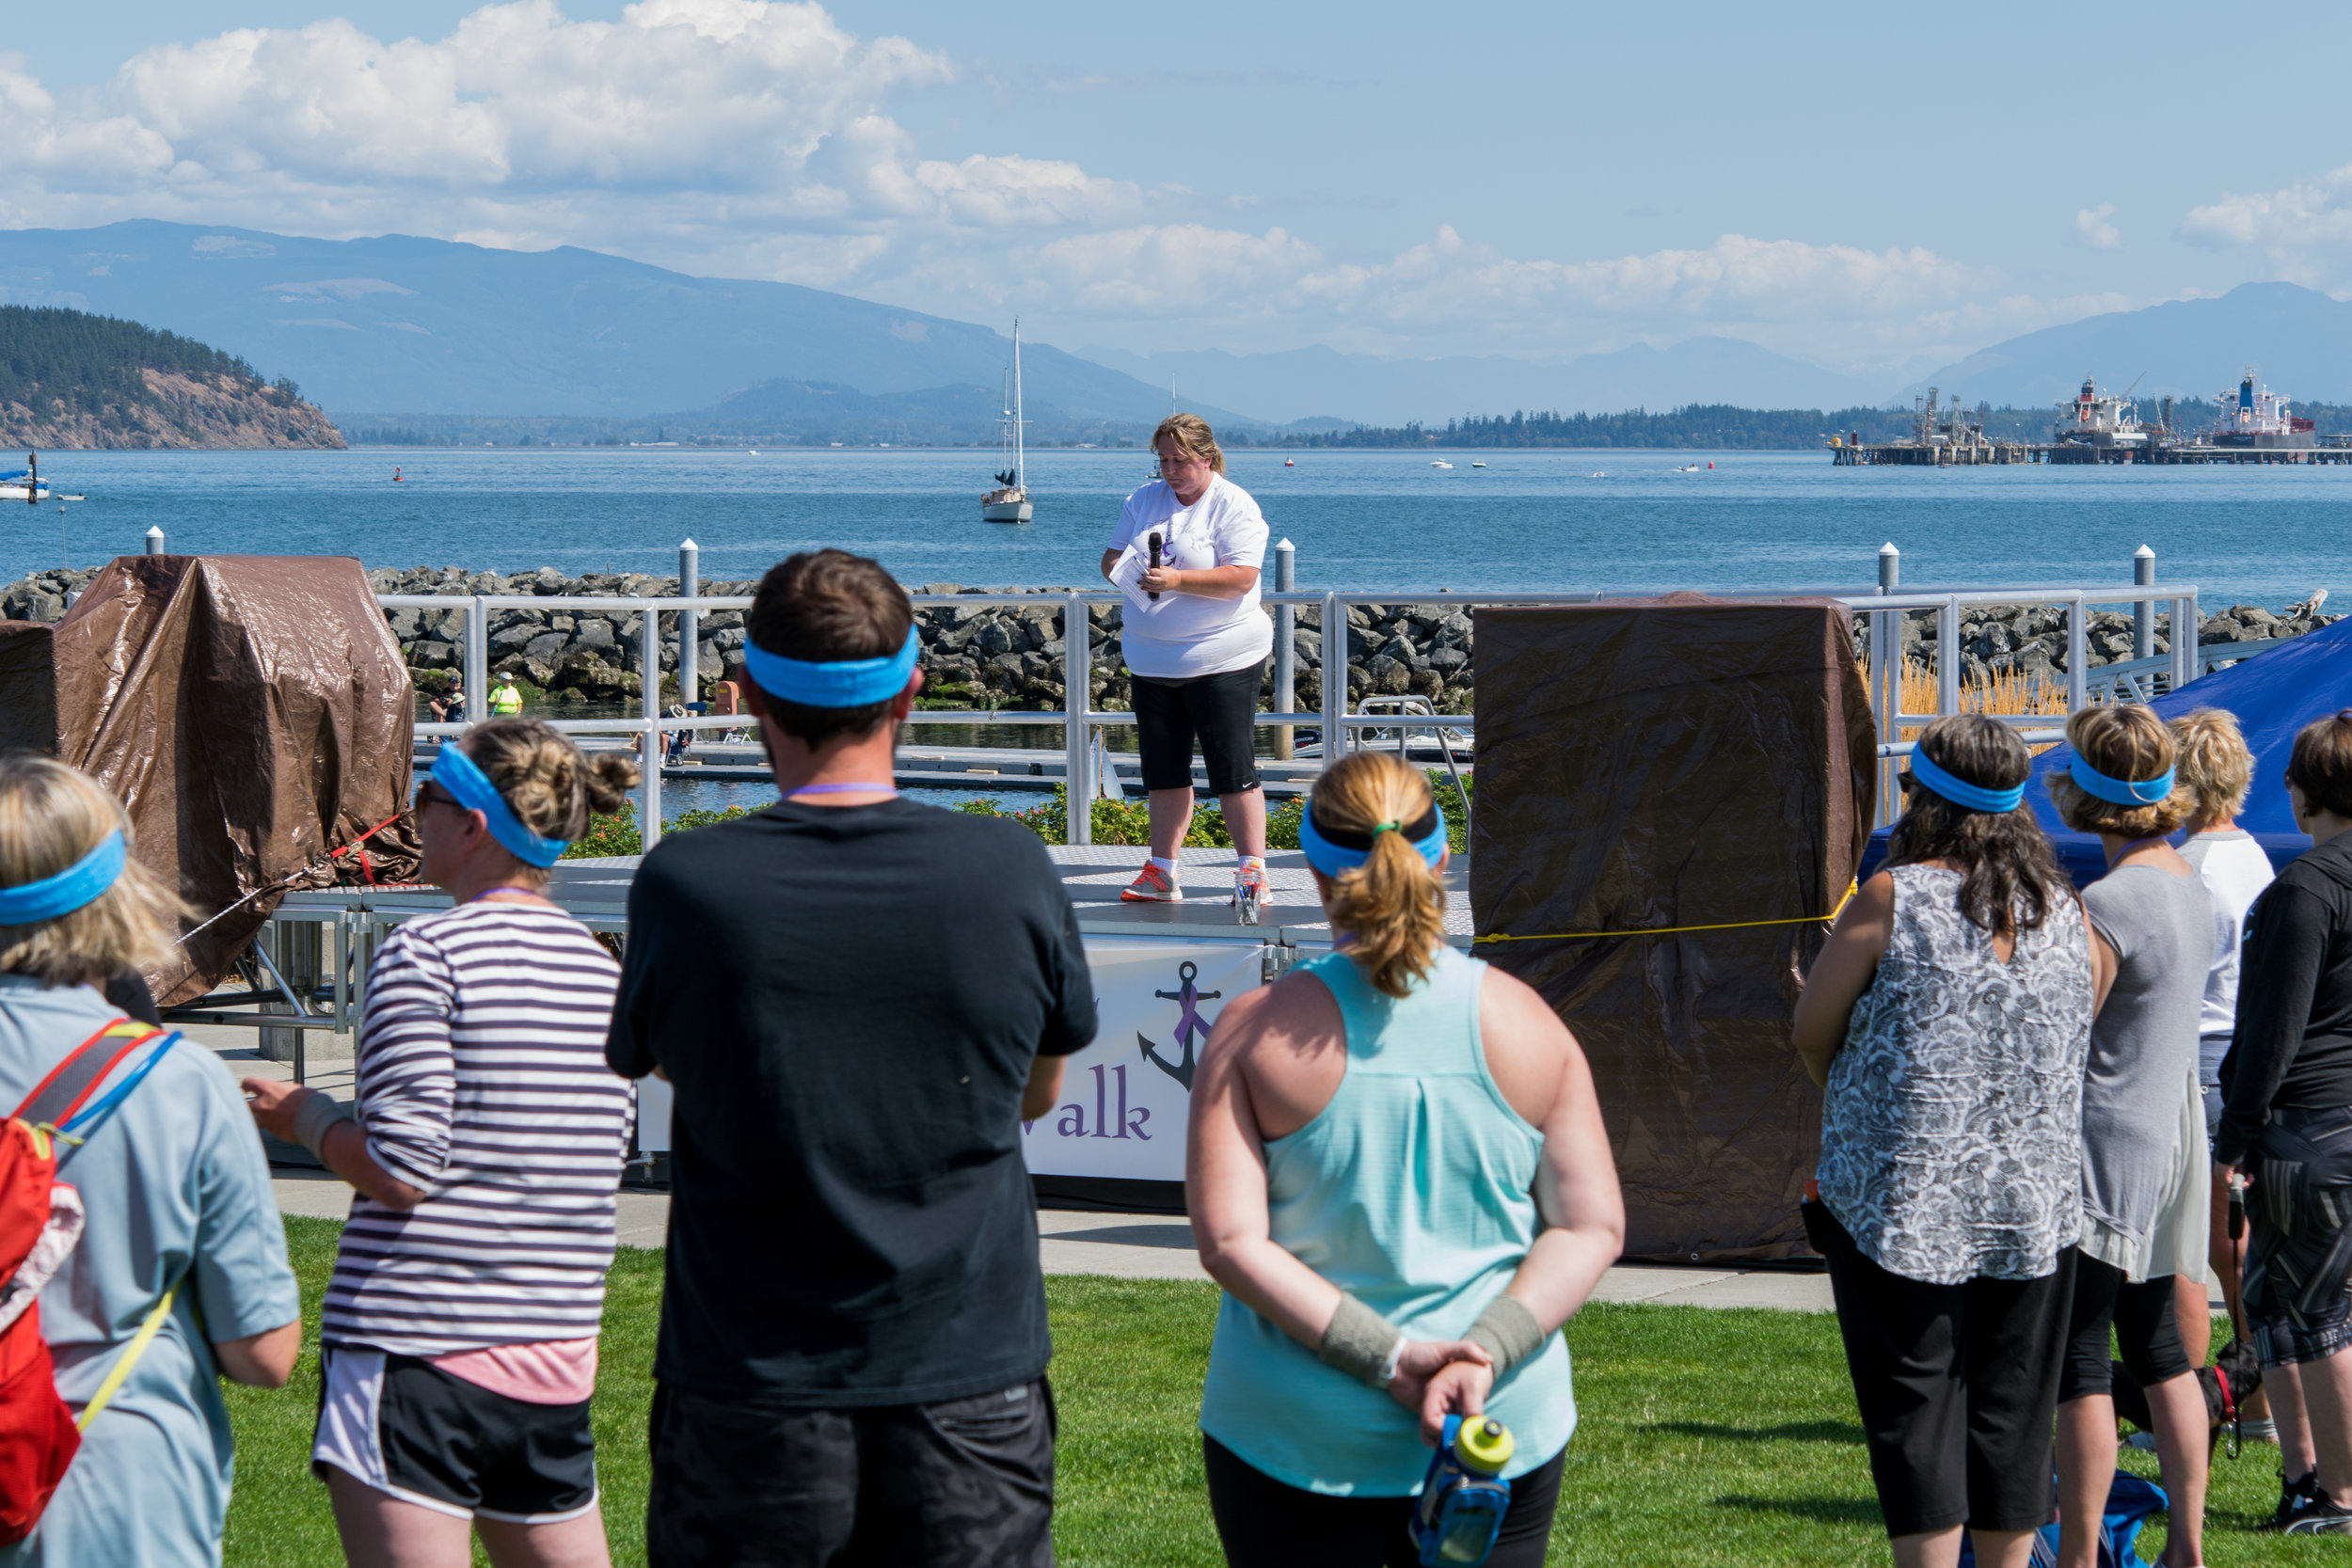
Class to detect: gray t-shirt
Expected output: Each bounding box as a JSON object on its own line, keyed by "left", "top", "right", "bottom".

{"left": 2079, "top": 863, "right": 2216, "bottom": 1273}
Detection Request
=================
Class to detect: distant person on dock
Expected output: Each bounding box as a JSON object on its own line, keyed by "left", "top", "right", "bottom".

{"left": 1188, "top": 750, "right": 1622, "bottom": 1567}
{"left": 428, "top": 674, "right": 465, "bottom": 724}
{"left": 2171, "top": 706, "right": 2312, "bottom": 1514}
{"left": 1794, "top": 714, "right": 2094, "bottom": 1568}
{"left": 2049, "top": 705, "right": 2214, "bottom": 1568}
{"left": 607, "top": 547, "right": 1097, "bottom": 1568}
{"left": 0, "top": 756, "right": 300, "bottom": 1564}
{"left": 2215, "top": 709, "right": 2352, "bottom": 1536}
{"left": 1099, "top": 413, "right": 1274, "bottom": 911}
{"left": 246, "top": 719, "right": 640, "bottom": 1568}
{"left": 489, "top": 672, "right": 524, "bottom": 717}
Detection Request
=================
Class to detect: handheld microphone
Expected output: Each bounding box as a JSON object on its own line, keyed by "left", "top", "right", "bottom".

{"left": 1147, "top": 532, "right": 1163, "bottom": 601}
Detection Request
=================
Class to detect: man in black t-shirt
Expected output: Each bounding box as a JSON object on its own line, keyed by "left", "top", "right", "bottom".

{"left": 607, "top": 550, "right": 1096, "bottom": 1567}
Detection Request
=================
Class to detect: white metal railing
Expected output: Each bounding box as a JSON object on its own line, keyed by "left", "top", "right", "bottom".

{"left": 383, "top": 573, "right": 2214, "bottom": 847}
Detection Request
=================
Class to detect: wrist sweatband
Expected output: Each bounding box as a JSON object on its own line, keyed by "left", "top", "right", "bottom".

{"left": 1319, "top": 1292, "right": 1406, "bottom": 1388}
{"left": 1465, "top": 1295, "right": 1547, "bottom": 1381}
{"left": 289, "top": 1092, "right": 357, "bottom": 1159}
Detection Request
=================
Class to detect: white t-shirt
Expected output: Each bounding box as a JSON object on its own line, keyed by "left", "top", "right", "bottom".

{"left": 2181, "top": 828, "right": 2277, "bottom": 1084}
{"left": 1104, "top": 474, "right": 1274, "bottom": 678}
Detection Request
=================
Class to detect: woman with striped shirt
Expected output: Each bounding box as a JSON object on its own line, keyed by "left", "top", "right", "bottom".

{"left": 247, "top": 720, "right": 638, "bottom": 1568}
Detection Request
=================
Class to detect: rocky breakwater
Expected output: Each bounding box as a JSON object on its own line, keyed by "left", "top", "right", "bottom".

{"left": 359, "top": 570, "right": 1480, "bottom": 713}
{"left": 1859, "top": 595, "right": 2342, "bottom": 684}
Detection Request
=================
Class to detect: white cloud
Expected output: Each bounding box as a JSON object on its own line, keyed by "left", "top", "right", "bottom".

{"left": 0, "top": 7, "right": 2137, "bottom": 378}
{"left": 2075, "top": 204, "right": 2120, "bottom": 249}
{"left": 2181, "top": 166, "right": 2352, "bottom": 252}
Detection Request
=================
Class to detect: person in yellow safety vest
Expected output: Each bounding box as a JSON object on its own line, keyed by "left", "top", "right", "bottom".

{"left": 488, "top": 674, "right": 524, "bottom": 716}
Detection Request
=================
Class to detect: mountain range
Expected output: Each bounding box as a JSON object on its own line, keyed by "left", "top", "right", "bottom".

{"left": 1909, "top": 283, "right": 2352, "bottom": 408}
{"left": 1073, "top": 338, "right": 1883, "bottom": 427}
{"left": 0, "top": 220, "right": 1248, "bottom": 432}
{"left": 7, "top": 221, "right": 2352, "bottom": 433}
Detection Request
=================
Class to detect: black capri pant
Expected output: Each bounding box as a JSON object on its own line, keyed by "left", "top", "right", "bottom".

{"left": 1805, "top": 1201, "right": 2074, "bottom": 1537}
{"left": 1131, "top": 662, "right": 1265, "bottom": 795}
{"left": 2058, "top": 1252, "right": 2192, "bottom": 1403}
{"left": 1202, "top": 1433, "right": 1564, "bottom": 1568}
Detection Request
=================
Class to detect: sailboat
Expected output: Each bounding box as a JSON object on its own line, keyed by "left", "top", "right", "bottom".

{"left": 981, "top": 322, "right": 1033, "bottom": 524}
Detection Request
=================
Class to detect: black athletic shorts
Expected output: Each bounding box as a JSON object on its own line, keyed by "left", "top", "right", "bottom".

{"left": 1805, "top": 1201, "right": 2073, "bottom": 1537}
{"left": 2058, "top": 1252, "right": 2192, "bottom": 1403}
{"left": 311, "top": 1346, "right": 597, "bottom": 1524}
{"left": 1132, "top": 661, "right": 1265, "bottom": 795}
{"left": 645, "top": 1378, "right": 1056, "bottom": 1568}
{"left": 1201, "top": 1432, "right": 1565, "bottom": 1568}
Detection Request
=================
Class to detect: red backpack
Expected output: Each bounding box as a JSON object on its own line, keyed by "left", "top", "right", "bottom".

{"left": 0, "top": 1021, "right": 179, "bottom": 1544}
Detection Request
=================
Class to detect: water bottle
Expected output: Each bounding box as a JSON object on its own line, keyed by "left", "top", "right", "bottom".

{"left": 1407, "top": 1413, "right": 1514, "bottom": 1567}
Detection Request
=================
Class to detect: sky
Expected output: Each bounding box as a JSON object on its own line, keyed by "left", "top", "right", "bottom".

{"left": 8, "top": 0, "right": 2352, "bottom": 384}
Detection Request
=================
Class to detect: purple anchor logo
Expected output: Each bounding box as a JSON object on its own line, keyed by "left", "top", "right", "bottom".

{"left": 1139, "top": 959, "right": 1221, "bottom": 1090}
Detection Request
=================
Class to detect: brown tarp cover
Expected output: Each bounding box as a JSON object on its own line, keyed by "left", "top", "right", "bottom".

{"left": 0, "top": 555, "right": 421, "bottom": 1006}
{"left": 1470, "top": 595, "right": 1875, "bottom": 1262}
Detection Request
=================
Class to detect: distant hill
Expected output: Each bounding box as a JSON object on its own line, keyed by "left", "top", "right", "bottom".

{"left": 0, "top": 222, "right": 1258, "bottom": 430}
{"left": 1076, "top": 337, "right": 1883, "bottom": 426}
{"left": 0, "top": 305, "right": 342, "bottom": 450}
{"left": 1909, "top": 283, "right": 2352, "bottom": 407}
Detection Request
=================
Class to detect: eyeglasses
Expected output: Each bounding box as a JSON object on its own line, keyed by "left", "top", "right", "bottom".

{"left": 414, "top": 782, "right": 464, "bottom": 815}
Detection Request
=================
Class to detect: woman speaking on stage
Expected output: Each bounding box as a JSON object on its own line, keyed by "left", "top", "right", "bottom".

{"left": 1099, "top": 413, "right": 1274, "bottom": 912}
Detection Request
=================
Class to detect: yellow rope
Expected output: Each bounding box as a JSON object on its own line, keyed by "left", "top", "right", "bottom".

{"left": 1473, "top": 879, "right": 1859, "bottom": 945}
{"left": 75, "top": 1285, "right": 176, "bottom": 1433}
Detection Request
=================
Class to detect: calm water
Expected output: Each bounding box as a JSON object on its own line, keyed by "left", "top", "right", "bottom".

{"left": 14, "top": 446, "right": 2351, "bottom": 605}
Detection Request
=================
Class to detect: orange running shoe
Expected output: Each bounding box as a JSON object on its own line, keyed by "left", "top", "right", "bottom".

{"left": 1121, "top": 863, "right": 1184, "bottom": 902}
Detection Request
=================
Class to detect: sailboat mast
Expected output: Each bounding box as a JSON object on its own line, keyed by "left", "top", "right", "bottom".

{"left": 1012, "top": 320, "right": 1025, "bottom": 487}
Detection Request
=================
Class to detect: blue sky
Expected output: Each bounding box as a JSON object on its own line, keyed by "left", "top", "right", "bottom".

{"left": 9, "top": 1, "right": 2352, "bottom": 380}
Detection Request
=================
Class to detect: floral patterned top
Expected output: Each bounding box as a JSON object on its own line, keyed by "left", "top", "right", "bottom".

{"left": 1816, "top": 865, "right": 2095, "bottom": 1284}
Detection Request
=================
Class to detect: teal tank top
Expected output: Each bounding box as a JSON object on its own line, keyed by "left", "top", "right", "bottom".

{"left": 1198, "top": 944, "right": 1576, "bottom": 1495}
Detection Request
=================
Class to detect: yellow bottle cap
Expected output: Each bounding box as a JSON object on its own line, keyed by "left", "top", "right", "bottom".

{"left": 1454, "top": 1417, "right": 1514, "bottom": 1474}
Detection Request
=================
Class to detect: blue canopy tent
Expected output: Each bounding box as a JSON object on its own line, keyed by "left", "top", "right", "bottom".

{"left": 1863, "top": 619, "right": 2352, "bottom": 887}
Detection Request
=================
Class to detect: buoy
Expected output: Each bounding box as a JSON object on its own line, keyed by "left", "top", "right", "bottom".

{"left": 1708, "top": 461, "right": 1714, "bottom": 469}
{"left": 393, "top": 467, "right": 403, "bottom": 482}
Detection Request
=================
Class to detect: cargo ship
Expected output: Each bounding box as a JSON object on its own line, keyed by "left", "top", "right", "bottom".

{"left": 2205, "top": 368, "right": 2315, "bottom": 449}
{"left": 2053, "top": 374, "right": 2151, "bottom": 451}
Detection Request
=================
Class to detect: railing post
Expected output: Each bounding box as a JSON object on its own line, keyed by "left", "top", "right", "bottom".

{"left": 464, "top": 595, "right": 488, "bottom": 724}
{"left": 2134, "top": 545, "right": 2154, "bottom": 662}
{"left": 1936, "top": 595, "right": 1960, "bottom": 719}
{"left": 1870, "top": 544, "right": 1898, "bottom": 827}
{"left": 1320, "top": 592, "right": 1344, "bottom": 773}
{"left": 2174, "top": 592, "right": 2200, "bottom": 690}
{"left": 2065, "top": 594, "right": 2089, "bottom": 713}
{"left": 143, "top": 525, "right": 166, "bottom": 556}
{"left": 1063, "top": 592, "right": 1091, "bottom": 847}
{"left": 639, "top": 605, "right": 662, "bottom": 855}
{"left": 1272, "top": 539, "right": 1295, "bottom": 762}
{"left": 678, "top": 539, "right": 700, "bottom": 708}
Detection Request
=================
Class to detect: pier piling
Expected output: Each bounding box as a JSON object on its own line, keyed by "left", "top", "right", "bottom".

{"left": 143, "top": 526, "right": 165, "bottom": 557}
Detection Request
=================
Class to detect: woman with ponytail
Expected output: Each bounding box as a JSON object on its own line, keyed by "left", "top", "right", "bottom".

{"left": 1188, "top": 751, "right": 1623, "bottom": 1567}
{"left": 247, "top": 720, "right": 640, "bottom": 1568}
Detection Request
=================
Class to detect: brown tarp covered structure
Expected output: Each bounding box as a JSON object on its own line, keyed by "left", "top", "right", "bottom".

{"left": 0, "top": 555, "right": 421, "bottom": 1006}
{"left": 1470, "top": 595, "right": 1875, "bottom": 1262}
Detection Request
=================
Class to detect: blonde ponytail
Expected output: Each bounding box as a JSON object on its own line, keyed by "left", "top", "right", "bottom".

{"left": 1311, "top": 752, "right": 1447, "bottom": 998}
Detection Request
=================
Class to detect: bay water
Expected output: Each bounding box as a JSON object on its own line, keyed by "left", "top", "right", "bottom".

{"left": 22, "top": 445, "right": 2348, "bottom": 818}
{"left": 16, "top": 446, "right": 2349, "bottom": 605}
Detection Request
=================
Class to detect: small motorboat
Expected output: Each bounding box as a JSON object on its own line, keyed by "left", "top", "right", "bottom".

{"left": 1431, "top": 460, "right": 1454, "bottom": 469}
{"left": 0, "top": 468, "right": 49, "bottom": 502}
{"left": 1672, "top": 463, "right": 1701, "bottom": 473}
{"left": 1590, "top": 470, "right": 1606, "bottom": 479}
{"left": 1470, "top": 461, "right": 1486, "bottom": 468}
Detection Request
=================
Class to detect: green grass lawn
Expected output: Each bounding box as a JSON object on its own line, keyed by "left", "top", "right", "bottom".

{"left": 227, "top": 1219, "right": 2327, "bottom": 1565}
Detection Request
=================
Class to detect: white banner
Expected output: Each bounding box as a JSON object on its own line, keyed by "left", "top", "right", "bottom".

{"left": 1022, "top": 937, "right": 1268, "bottom": 1181}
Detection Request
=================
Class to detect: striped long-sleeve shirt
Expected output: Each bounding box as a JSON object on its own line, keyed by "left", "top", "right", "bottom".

{"left": 322, "top": 900, "right": 631, "bottom": 1355}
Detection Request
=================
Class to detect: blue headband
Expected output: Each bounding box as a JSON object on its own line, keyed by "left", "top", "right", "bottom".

{"left": 0, "top": 831, "right": 126, "bottom": 925}
{"left": 1298, "top": 800, "right": 1449, "bottom": 878}
{"left": 1906, "top": 751, "right": 2026, "bottom": 815}
{"left": 741, "top": 626, "right": 920, "bottom": 708}
{"left": 430, "top": 745, "right": 569, "bottom": 868}
{"left": 2068, "top": 754, "right": 2176, "bottom": 807}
